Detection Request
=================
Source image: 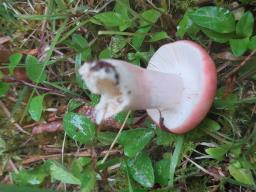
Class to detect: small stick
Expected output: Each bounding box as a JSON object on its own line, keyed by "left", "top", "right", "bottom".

{"left": 101, "top": 111, "right": 131, "bottom": 164}
{"left": 225, "top": 50, "right": 256, "bottom": 78}
{"left": 184, "top": 155, "right": 220, "bottom": 179}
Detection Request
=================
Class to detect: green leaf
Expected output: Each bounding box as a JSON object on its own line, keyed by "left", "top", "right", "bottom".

{"left": 63, "top": 112, "right": 96, "bottom": 144}
{"left": 72, "top": 34, "right": 89, "bottom": 49}
{"left": 140, "top": 9, "right": 162, "bottom": 27}
{"left": 114, "top": 0, "right": 131, "bottom": 31}
{"left": 89, "top": 93, "right": 100, "bottom": 106}
{"left": 97, "top": 131, "right": 117, "bottom": 145}
{"left": 228, "top": 162, "right": 255, "bottom": 185}
{"left": 28, "top": 95, "right": 45, "bottom": 121}
{"left": 198, "top": 118, "right": 221, "bottom": 132}
{"left": 206, "top": 146, "right": 228, "bottom": 160}
{"left": 156, "top": 128, "right": 175, "bottom": 146}
{"left": 177, "top": 10, "right": 198, "bottom": 38}
{"left": 67, "top": 99, "right": 83, "bottom": 112}
{"left": 80, "top": 168, "right": 96, "bottom": 192}
{"left": 127, "top": 152, "right": 154, "bottom": 188}
{"left": 149, "top": 31, "right": 169, "bottom": 42}
{"left": 118, "top": 128, "right": 154, "bottom": 157}
{"left": 229, "top": 38, "right": 249, "bottom": 56}
{"left": 114, "top": 111, "right": 133, "bottom": 124}
{"left": 248, "top": 36, "right": 256, "bottom": 50}
{"left": 202, "top": 29, "right": 234, "bottom": 43}
{"left": 91, "top": 12, "right": 131, "bottom": 31}
{"left": 8, "top": 53, "right": 22, "bottom": 75}
{"left": 49, "top": 161, "right": 81, "bottom": 185}
{"left": 188, "top": 6, "right": 235, "bottom": 33}
{"left": 25, "top": 55, "right": 46, "bottom": 83}
{"left": 236, "top": 11, "right": 254, "bottom": 37}
{"left": 132, "top": 26, "right": 151, "bottom": 50}
{"left": 99, "top": 48, "right": 111, "bottom": 59}
{"left": 155, "top": 157, "right": 170, "bottom": 186}
{"left": 110, "top": 36, "right": 128, "bottom": 54}
{"left": 186, "top": 118, "right": 221, "bottom": 140}
{"left": 132, "top": 9, "right": 162, "bottom": 50}
{"left": 0, "top": 82, "right": 10, "bottom": 96}
{"left": 71, "top": 157, "right": 91, "bottom": 177}
{"left": 13, "top": 166, "right": 49, "bottom": 186}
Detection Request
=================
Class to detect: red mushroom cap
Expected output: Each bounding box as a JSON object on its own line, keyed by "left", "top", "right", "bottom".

{"left": 147, "top": 40, "right": 217, "bottom": 134}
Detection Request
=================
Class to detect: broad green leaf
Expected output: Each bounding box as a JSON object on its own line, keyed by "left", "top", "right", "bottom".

{"left": 71, "top": 157, "right": 91, "bottom": 177}
{"left": 0, "top": 82, "right": 10, "bottom": 96}
{"left": 248, "top": 36, "right": 256, "bottom": 50}
{"left": 8, "top": 53, "right": 22, "bottom": 75}
{"left": 89, "top": 93, "right": 100, "bottom": 106}
{"left": 202, "top": 29, "right": 234, "bottom": 43}
{"left": 188, "top": 6, "right": 235, "bottom": 33}
{"left": 236, "top": 11, "right": 254, "bottom": 37}
{"left": 110, "top": 36, "right": 127, "bottom": 54}
{"left": 229, "top": 38, "right": 249, "bottom": 56}
{"left": 91, "top": 12, "right": 131, "bottom": 31}
{"left": 0, "top": 184, "right": 55, "bottom": 192}
{"left": 97, "top": 131, "right": 116, "bottom": 145}
{"left": 206, "top": 146, "right": 228, "bottom": 160}
{"left": 63, "top": 112, "right": 96, "bottom": 144}
{"left": 186, "top": 118, "right": 221, "bottom": 140}
{"left": 13, "top": 166, "right": 49, "bottom": 186}
{"left": 67, "top": 99, "right": 83, "bottom": 112}
{"left": 49, "top": 161, "right": 81, "bottom": 185}
{"left": 132, "top": 9, "right": 161, "bottom": 50}
{"left": 25, "top": 55, "right": 46, "bottom": 83}
{"left": 228, "top": 162, "right": 255, "bottom": 185}
{"left": 156, "top": 128, "right": 175, "bottom": 146}
{"left": 140, "top": 9, "right": 162, "bottom": 27}
{"left": 177, "top": 10, "right": 199, "bottom": 38}
{"left": 80, "top": 168, "right": 96, "bottom": 192}
{"left": 114, "top": 111, "right": 133, "bottom": 125}
{"left": 132, "top": 26, "right": 151, "bottom": 50}
{"left": 149, "top": 31, "right": 169, "bottom": 42}
{"left": 114, "top": 0, "right": 131, "bottom": 31}
{"left": 99, "top": 48, "right": 111, "bottom": 59}
{"left": 198, "top": 118, "right": 221, "bottom": 132}
{"left": 72, "top": 34, "right": 89, "bottom": 49}
{"left": 155, "top": 158, "right": 170, "bottom": 186}
{"left": 114, "top": 0, "right": 130, "bottom": 19}
{"left": 118, "top": 128, "right": 154, "bottom": 157}
{"left": 28, "top": 95, "right": 45, "bottom": 121}
{"left": 127, "top": 152, "right": 154, "bottom": 188}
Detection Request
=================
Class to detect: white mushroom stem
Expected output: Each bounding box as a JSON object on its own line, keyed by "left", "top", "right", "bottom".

{"left": 79, "top": 59, "right": 183, "bottom": 124}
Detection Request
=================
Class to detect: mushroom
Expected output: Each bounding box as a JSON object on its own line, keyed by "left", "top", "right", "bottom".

{"left": 79, "top": 40, "right": 217, "bottom": 134}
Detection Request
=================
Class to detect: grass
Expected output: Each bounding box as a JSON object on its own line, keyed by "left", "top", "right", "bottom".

{"left": 0, "top": 0, "right": 256, "bottom": 191}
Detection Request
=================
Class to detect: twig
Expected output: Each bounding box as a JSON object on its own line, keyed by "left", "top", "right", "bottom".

{"left": 184, "top": 156, "right": 220, "bottom": 179}
{"left": 101, "top": 111, "right": 131, "bottom": 164}
{"left": 22, "top": 149, "right": 121, "bottom": 165}
{"left": 225, "top": 50, "right": 256, "bottom": 78}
